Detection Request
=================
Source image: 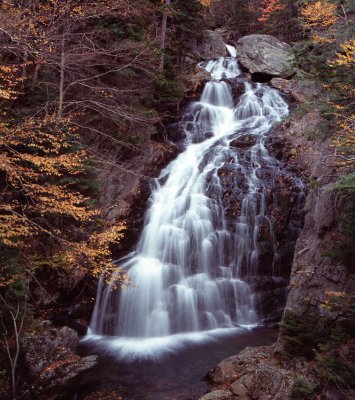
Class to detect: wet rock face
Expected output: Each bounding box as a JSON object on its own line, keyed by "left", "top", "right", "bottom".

{"left": 230, "top": 134, "right": 257, "bottom": 148}
{"left": 209, "top": 133, "right": 305, "bottom": 321}
{"left": 235, "top": 35, "right": 296, "bottom": 79}
{"left": 22, "top": 322, "right": 97, "bottom": 399}
{"left": 271, "top": 77, "right": 319, "bottom": 103}
{"left": 192, "top": 30, "right": 228, "bottom": 60}
{"left": 266, "top": 111, "right": 355, "bottom": 321}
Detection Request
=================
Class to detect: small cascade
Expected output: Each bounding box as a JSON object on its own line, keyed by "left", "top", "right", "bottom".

{"left": 88, "top": 49, "right": 304, "bottom": 349}
{"left": 226, "top": 44, "right": 237, "bottom": 58}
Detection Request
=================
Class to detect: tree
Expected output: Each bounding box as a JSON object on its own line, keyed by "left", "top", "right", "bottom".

{"left": 254, "top": 0, "right": 303, "bottom": 41}
{"left": 258, "top": 0, "right": 284, "bottom": 22}
{"left": 0, "top": 1, "right": 139, "bottom": 293}
{"left": 300, "top": 0, "right": 338, "bottom": 30}
{"left": 159, "top": 0, "right": 171, "bottom": 71}
{"left": 0, "top": 0, "right": 160, "bottom": 143}
{"left": 206, "top": 0, "right": 257, "bottom": 34}
{"left": 0, "top": 296, "right": 27, "bottom": 400}
{"left": 329, "top": 39, "right": 355, "bottom": 169}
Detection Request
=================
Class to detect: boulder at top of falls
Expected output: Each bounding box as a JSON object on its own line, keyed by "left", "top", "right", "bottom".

{"left": 235, "top": 35, "right": 296, "bottom": 79}
{"left": 192, "top": 30, "right": 228, "bottom": 60}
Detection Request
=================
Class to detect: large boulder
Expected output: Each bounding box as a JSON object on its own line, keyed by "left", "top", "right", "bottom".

{"left": 207, "top": 345, "right": 318, "bottom": 400}
{"left": 22, "top": 322, "right": 97, "bottom": 399}
{"left": 235, "top": 35, "right": 295, "bottom": 78}
{"left": 192, "top": 30, "right": 228, "bottom": 60}
{"left": 199, "top": 390, "right": 234, "bottom": 400}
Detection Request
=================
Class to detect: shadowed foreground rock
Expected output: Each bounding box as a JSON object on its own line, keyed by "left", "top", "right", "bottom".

{"left": 200, "top": 345, "right": 318, "bottom": 400}
{"left": 22, "top": 322, "right": 97, "bottom": 399}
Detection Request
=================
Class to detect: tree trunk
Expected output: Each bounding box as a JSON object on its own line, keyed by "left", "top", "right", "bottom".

{"left": 58, "top": 34, "right": 65, "bottom": 121}
{"left": 159, "top": 0, "right": 171, "bottom": 72}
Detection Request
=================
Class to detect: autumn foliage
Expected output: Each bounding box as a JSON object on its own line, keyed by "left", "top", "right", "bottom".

{"left": 300, "top": 0, "right": 338, "bottom": 30}
{"left": 329, "top": 40, "right": 355, "bottom": 168}
{"left": 258, "top": 0, "right": 284, "bottom": 22}
{"left": 0, "top": 1, "right": 144, "bottom": 291}
{"left": 0, "top": 108, "right": 127, "bottom": 287}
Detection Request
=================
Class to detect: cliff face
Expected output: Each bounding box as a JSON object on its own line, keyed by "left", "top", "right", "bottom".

{"left": 267, "top": 94, "right": 354, "bottom": 320}
{"left": 200, "top": 75, "right": 354, "bottom": 400}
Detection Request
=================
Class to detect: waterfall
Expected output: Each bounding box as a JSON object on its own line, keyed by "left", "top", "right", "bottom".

{"left": 88, "top": 50, "right": 298, "bottom": 349}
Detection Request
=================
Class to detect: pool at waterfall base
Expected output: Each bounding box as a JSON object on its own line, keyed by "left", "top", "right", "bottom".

{"left": 75, "top": 326, "right": 277, "bottom": 400}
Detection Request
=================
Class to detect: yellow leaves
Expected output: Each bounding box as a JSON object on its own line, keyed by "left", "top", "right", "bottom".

{"left": 331, "top": 113, "right": 355, "bottom": 169}
{"left": 310, "top": 32, "right": 335, "bottom": 45}
{"left": 91, "top": 223, "right": 125, "bottom": 251}
{"left": 321, "top": 290, "right": 350, "bottom": 311}
{"left": 18, "top": 149, "right": 87, "bottom": 176}
{"left": 300, "top": 1, "right": 338, "bottom": 30}
{"left": 0, "top": 211, "right": 35, "bottom": 248}
{"left": 0, "top": 110, "right": 128, "bottom": 290}
{"left": 0, "top": 114, "right": 98, "bottom": 256}
{"left": 0, "top": 64, "right": 23, "bottom": 100}
{"left": 58, "top": 222, "right": 128, "bottom": 287}
{"left": 331, "top": 38, "right": 355, "bottom": 67}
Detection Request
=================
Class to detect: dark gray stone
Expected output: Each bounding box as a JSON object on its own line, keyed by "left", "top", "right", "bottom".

{"left": 235, "top": 35, "right": 295, "bottom": 78}
{"left": 199, "top": 389, "right": 234, "bottom": 400}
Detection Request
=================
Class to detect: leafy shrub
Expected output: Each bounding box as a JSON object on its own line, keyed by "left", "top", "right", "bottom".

{"left": 317, "top": 354, "right": 355, "bottom": 387}
{"left": 280, "top": 310, "right": 321, "bottom": 358}
{"left": 291, "top": 375, "right": 317, "bottom": 399}
{"left": 324, "top": 175, "right": 355, "bottom": 269}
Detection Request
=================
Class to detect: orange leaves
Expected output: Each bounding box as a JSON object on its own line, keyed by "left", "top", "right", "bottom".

{"left": 325, "top": 38, "right": 355, "bottom": 169}
{"left": 0, "top": 1, "right": 133, "bottom": 291}
{"left": 300, "top": 1, "right": 338, "bottom": 30}
{"left": 199, "top": 0, "right": 213, "bottom": 6}
{"left": 299, "top": 1, "right": 340, "bottom": 46}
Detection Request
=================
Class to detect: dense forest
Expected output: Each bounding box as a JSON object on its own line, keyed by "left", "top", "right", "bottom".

{"left": 0, "top": 1, "right": 354, "bottom": 399}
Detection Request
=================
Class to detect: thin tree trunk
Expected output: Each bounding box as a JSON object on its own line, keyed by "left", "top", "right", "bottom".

{"left": 58, "top": 34, "right": 65, "bottom": 121}
{"left": 159, "top": 0, "right": 171, "bottom": 72}
{"left": 0, "top": 297, "right": 27, "bottom": 400}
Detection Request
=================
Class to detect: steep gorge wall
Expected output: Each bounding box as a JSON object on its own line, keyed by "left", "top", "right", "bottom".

{"left": 197, "top": 31, "right": 354, "bottom": 400}
{"left": 272, "top": 110, "right": 353, "bottom": 320}
{"left": 200, "top": 77, "right": 354, "bottom": 400}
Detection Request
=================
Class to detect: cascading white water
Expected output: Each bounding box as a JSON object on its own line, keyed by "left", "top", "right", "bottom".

{"left": 226, "top": 44, "right": 237, "bottom": 58}
{"left": 89, "top": 51, "right": 292, "bottom": 345}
